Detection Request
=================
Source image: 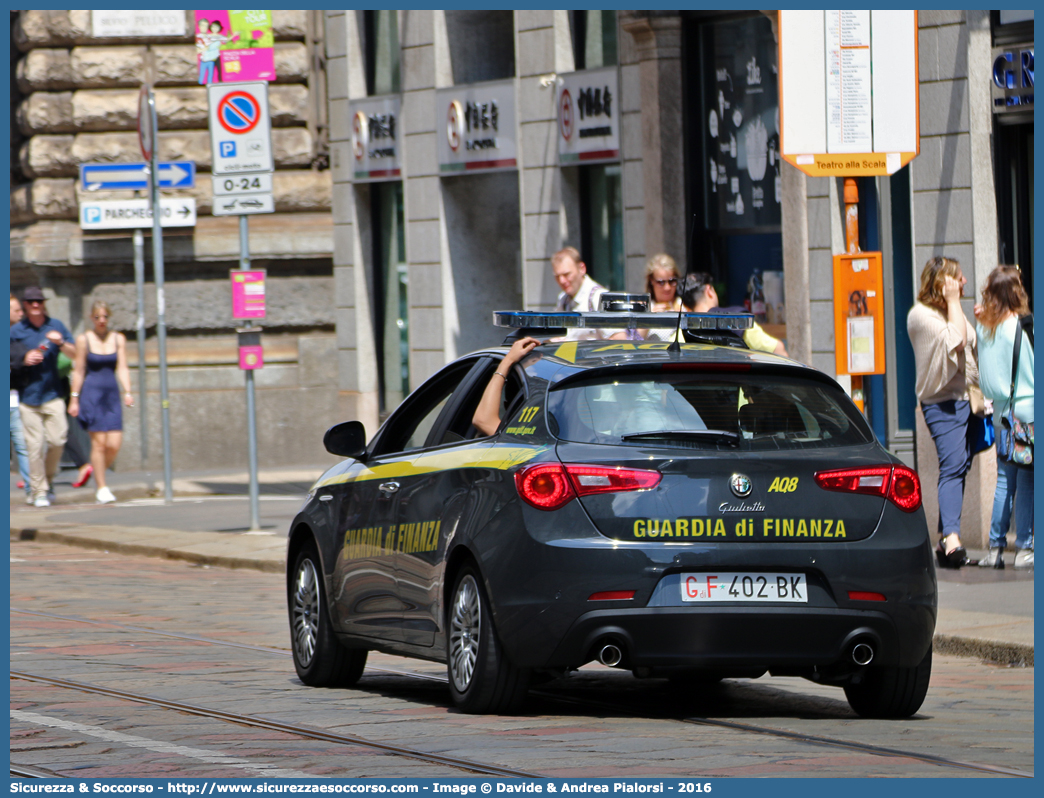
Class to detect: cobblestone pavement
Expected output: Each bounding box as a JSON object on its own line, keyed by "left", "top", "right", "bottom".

{"left": 10, "top": 540, "right": 1033, "bottom": 779}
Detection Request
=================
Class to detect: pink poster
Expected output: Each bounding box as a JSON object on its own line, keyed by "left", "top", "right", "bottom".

{"left": 231, "top": 269, "right": 266, "bottom": 319}
{"left": 195, "top": 10, "right": 275, "bottom": 84}
{"left": 239, "top": 345, "right": 264, "bottom": 370}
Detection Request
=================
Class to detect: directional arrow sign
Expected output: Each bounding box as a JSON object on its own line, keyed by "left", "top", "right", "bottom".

{"left": 79, "top": 198, "right": 197, "bottom": 230}
{"left": 79, "top": 162, "right": 196, "bottom": 191}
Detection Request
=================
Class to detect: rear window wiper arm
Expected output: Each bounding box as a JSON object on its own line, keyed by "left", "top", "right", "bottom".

{"left": 621, "top": 429, "right": 740, "bottom": 445}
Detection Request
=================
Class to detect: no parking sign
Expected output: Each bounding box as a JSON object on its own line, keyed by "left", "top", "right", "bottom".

{"left": 207, "top": 81, "right": 273, "bottom": 175}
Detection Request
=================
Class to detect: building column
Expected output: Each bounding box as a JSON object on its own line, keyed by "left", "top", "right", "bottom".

{"left": 780, "top": 162, "right": 812, "bottom": 365}
{"left": 910, "top": 11, "right": 995, "bottom": 549}
{"left": 401, "top": 9, "right": 452, "bottom": 384}
{"left": 327, "top": 11, "right": 379, "bottom": 436}
{"left": 619, "top": 12, "right": 685, "bottom": 264}
{"left": 517, "top": 10, "right": 573, "bottom": 310}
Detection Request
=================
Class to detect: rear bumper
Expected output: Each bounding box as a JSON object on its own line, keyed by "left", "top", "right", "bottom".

{"left": 479, "top": 501, "right": 936, "bottom": 673}
{"left": 542, "top": 603, "right": 934, "bottom": 671}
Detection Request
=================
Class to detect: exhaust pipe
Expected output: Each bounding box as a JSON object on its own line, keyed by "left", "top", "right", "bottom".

{"left": 851, "top": 642, "right": 874, "bottom": 666}
{"left": 598, "top": 643, "right": 623, "bottom": 667}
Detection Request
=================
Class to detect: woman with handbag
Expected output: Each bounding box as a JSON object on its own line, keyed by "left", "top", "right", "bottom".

{"left": 975, "top": 266, "right": 1033, "bottom": 569}
{"left": 907, "top": 256, "right": 979, "bottom": 568}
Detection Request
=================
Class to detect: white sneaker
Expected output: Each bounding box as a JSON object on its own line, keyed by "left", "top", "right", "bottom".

{"left": 1014, "top": 549, "right": 1034, "bottom": 569}
{"left": 33, "top": 494, "right": 50, "bottom": 507}
{"left": 95, "top": 486, "right": 116, "bottom": 504}
{"left": 25, "top": 493, "right": 34, "bottom": 505}
{"left": 978, "top": 548, "right": 1005, "bottom": 568}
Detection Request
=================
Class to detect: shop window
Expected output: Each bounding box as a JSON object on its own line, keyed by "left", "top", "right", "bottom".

{"left": 361, "top": 10, "right": 400, "bottom": 95}
{"left": 994, "top": 123, "right": 1034, "bottom": 306}
{"left": 444, "top": 11, "right": 515, "bottom": 85}
{"left": 683, "top": 12, "right": 782, "bottom": 310}
{"left": 579, "top": 164, "right": 624, "bottom": 291}
{"left": 371, "top": 182, "right": 409, "bottom": 414}
{"left": 571, "top": 11, "right": 618, "bottom": 69}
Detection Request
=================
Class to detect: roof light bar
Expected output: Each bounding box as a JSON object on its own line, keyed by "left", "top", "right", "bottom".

{"left": 492, "top": 310, "right": 753, "bottom": 331}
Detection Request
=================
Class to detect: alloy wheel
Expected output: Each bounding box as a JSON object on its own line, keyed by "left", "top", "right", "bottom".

{"left": 449, "top": 574, "right": 482, "bottom": 692}
{"left": 292, "top": 557, "right": 320, "bottom": 666}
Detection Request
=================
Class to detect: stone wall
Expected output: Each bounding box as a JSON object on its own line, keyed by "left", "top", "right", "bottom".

{"left": 11, "top": 10, "right": 330, "bottom": 233}
{"left": 10, "top": 10, "right": 340, "bottom": 471}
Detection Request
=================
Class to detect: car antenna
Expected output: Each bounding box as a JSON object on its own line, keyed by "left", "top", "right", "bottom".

{"left": 667, "top": 214, "right": 699, "bottom": 356}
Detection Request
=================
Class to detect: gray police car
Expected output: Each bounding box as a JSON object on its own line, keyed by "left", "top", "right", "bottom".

{"left": 287, "top": 303, "right": 935, "bottom": 718}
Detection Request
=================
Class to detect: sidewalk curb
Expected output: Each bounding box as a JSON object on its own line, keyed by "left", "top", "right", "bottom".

{"left": 933, "top": 634, "right": 1033, "bottom": 667}
{"left": 11, "top": 526, "right": 285, "bottom": 574}
{"left": 11, "top": 525, "right": 1034, "bottom": 666}
{"left": 10, "top": 483, "right": 243, "bottom": 508}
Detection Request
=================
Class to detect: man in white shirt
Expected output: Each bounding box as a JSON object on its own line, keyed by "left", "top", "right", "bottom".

{"left": 552, "top": 247, "right": 607, "bottom": 340}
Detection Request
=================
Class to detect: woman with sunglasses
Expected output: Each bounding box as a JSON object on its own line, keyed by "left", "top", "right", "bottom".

{"left": 68, "top": 301, "right": 133, "bottom": 504}
{"left": 645, "top": 253, "right": 682, "bottom": 312}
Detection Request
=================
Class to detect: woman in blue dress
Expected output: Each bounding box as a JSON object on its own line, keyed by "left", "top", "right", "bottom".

{"left": 69, "top": 301, "right": 134, "bottom": 504}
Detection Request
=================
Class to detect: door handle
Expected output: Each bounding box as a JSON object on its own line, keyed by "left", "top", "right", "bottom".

{"left": 379, "top": 481, "right": 400, "bottom": 495}
{"left": 318, "top": 494, "right": 333, "bottom": 502}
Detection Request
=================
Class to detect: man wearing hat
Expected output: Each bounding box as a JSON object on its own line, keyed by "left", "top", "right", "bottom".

{"left": 10, "top": 287, "right": 76, "bottom": 506}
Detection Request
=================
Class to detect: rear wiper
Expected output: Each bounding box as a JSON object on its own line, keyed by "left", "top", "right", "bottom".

{"left": 621, "top": 429, "right": 739, "bottom": 445}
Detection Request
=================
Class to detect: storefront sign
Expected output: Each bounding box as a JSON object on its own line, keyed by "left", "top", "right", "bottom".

{"left": 436, "top": 80, "right": 517, "bottom": 173}
{"left": 194, "top": 10, "right": 275, "bottom": 84}
{"left": 779, "top": 10, "right": 919, "bottom": 177}
{"left": 557, "top": 67, "right": 620, "bottom": 165}
{"left": 92, "top": 11, "right": 186, "bottom": 37}
{"left": 350, "top": 96, "right": 402, "bottom": 182}
{"left": 991, "top": 45, "right": 1034, "bottom": 114}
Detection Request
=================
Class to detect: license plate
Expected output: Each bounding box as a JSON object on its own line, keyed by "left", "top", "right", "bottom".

{"left": 681, "top": 573, "right": 807, "bottom": 603}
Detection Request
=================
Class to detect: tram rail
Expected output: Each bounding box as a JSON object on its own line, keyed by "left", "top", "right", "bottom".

{"left": 11, "top": 607, "right": 1033, "bottom": 779}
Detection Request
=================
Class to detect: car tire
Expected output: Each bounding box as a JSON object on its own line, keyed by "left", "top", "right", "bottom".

{"left": 844, "top": 647, "right": 932, "bottom": 719}
{"left": 289, "top": 541, "right": 367, "bottom": 687}
{"left": 446, "top": 564, "right": 529, "bottom": 714}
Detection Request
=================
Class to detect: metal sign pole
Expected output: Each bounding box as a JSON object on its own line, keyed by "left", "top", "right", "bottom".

{"left": 147, "top": 87, "right": 174, "bottom": 503}
{"left": 239, "top": 214, "right": 261, "bottom": 531}
{"left": 133, "top": 228, "right": 148, "bottom": 463}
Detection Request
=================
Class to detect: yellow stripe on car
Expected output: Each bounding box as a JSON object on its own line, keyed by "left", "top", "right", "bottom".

{"left": 314, "top": 443, "right": 546, "bottom": 489}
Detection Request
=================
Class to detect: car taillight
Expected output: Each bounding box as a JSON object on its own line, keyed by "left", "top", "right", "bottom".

{"left": 888, "top": 465, "right": 922, "bottom": 512}
{"left": 564, "top": 464, "right": 662, "bottom": 497}
{"left": 813, "top": 465, "right": 921, "bottom": 513}
{"left": 515, "top": 464, "right": 575, "bottom": 510}
{"left": 515, "top": 463, "right": 662, "bottom": 510}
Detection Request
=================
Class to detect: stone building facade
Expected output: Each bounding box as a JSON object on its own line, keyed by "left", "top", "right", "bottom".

{"left": 323, "top": 9, "right": 1033, "bottom": 548}
{"left": 10, "top": 10, "right": 340, "bottom": 470}
{"left": 9, "top": 10, "right": 1032, "bottom": 547}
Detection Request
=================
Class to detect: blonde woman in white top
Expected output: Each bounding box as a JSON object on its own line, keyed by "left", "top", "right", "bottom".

{"left": 906, "top": 256, "right": 978, "bottom": 569}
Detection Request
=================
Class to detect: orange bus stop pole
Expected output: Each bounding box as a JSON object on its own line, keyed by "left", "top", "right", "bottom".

{"left": 843, "top": 178, "right": 864, "bottom": 412}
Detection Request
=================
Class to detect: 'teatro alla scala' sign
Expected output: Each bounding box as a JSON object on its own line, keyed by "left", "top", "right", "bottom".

{"left": 437, "top": 80, "right": 517, "bottom": 174}
{"left": 557, "top": 66, "right": 620, "bottom": 165}
{"left": 350, "top": 96, "right": 401, "bottom": 182}
{"left": 779, "top": 10, "right": 919, "bottom": 177}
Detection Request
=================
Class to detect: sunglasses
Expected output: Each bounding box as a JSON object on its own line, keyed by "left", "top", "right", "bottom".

{"left": 652, "top": 278, "right": 678, "bottom": 286}
{"left": 25, "top": 300, "right": 44, "bottom": 305}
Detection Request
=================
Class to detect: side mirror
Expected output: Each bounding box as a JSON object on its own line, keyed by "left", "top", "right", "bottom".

{"left": 323, "top": 421, "right": 367, "bottom": 459}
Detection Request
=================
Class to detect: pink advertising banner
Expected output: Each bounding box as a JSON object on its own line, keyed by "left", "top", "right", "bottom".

{"left": 231, "top": 269, "right": 266, "bottom": 319}
{"left": 195, "top": 10, "right": 275, "bottom": 84}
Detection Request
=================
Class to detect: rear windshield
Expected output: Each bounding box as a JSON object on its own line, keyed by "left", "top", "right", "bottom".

{"left": 547, "top": 371, "right": 873, "bottom": 451}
